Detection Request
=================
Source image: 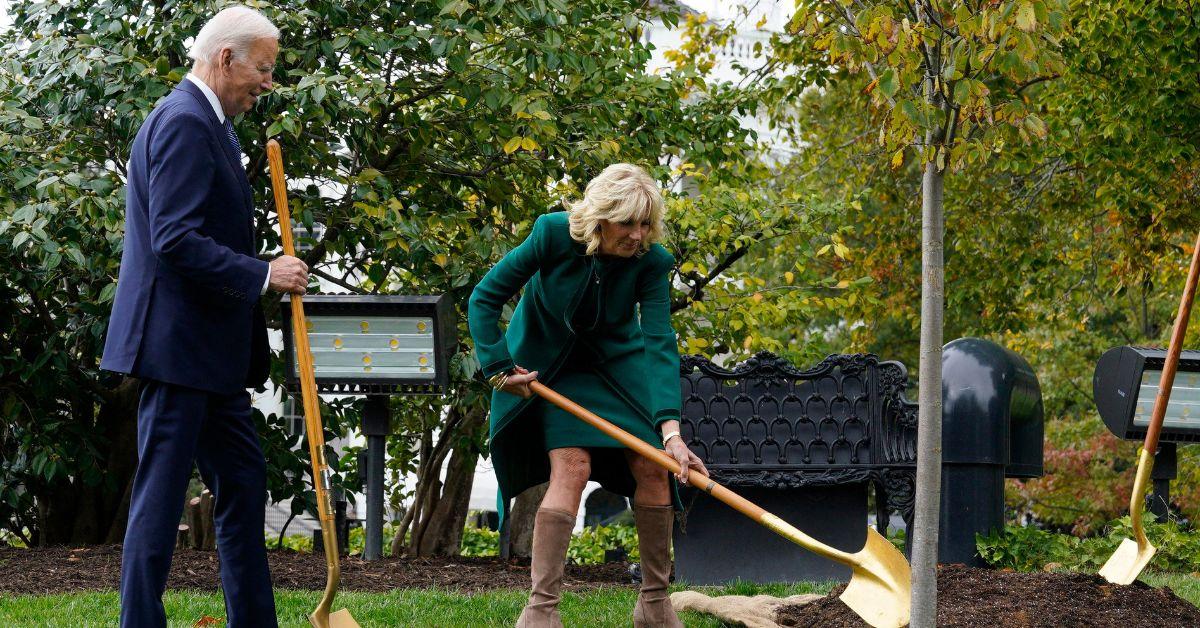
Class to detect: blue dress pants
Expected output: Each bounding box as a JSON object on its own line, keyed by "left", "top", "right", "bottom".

{"left": 119, "top": 379, "right": 277, "bottom": 627}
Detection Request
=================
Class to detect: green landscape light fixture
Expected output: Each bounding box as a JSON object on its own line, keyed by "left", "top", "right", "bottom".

{"left": 1094, "top": 345, "right": 1200, "bottom": 443}
{"left": 281, "top": 294, "right": 457, "bottom": 395}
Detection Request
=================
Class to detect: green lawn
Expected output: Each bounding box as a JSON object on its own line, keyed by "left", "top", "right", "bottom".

{"left": 2, "top": 574, "right": 1196, "bottom": 627}
{"left": 1141, "top": 572, "right": 1200, "bottom": 605}
{"left": 0, "top": 581, "right": 833, "bottom": 627}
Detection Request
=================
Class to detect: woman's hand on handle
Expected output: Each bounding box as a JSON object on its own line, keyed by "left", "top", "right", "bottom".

{"left": 500, "top": 366, "right": 538, "bottom": 398}
{"left": 661, "top": 420, "right": 708, "bottom": 486}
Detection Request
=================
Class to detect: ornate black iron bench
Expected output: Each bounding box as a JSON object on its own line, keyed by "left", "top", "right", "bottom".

{"left": 672, "top": 351, "right": 919, "bottom": 584}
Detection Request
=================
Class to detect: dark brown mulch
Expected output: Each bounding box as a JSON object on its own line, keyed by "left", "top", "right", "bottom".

{"left": 774, "top": 563, "right": 1200, "bottom": 628}
{"left": 0, "top": 545, "right": 635, "bottom": 595}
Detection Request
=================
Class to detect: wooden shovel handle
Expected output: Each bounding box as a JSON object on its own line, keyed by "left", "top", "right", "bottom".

{"left": 1144, "top": 229, "right": 1200, "bottom": 454}
{"left": 266, "top": 140, "right": 334, "bottom": 524}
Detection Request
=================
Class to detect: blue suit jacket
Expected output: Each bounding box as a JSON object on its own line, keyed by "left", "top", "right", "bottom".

{"left": 101, "top": 80, "right": 271, "bottom": 394}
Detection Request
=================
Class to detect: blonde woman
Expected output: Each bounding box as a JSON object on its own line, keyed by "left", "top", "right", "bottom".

{"left": 468, "top": 163, "right": 707, "bottom": 627}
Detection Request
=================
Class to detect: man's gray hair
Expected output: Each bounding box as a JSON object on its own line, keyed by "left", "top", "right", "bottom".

{"left": 187, "top": 5, "right": 280, "bottom": 65}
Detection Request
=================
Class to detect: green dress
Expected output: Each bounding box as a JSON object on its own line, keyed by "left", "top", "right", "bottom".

{"left": 538, "top": 255, "right": 661, "bottom": 449}
{"left": 467, "top": 211, "right": 681, "bottom": 525}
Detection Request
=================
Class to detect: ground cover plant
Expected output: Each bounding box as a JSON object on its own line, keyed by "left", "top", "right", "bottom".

{"left": 977, "top": 520, "right": 1200, "bottom": 573}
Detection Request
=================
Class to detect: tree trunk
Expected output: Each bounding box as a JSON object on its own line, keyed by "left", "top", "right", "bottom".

{"left": 910, "top": 157, "right": 945, "bottom": 627}
{"left": 34, "top": 377, "right": 139, "bottom": 546}
{"left": 391, "top": 402, "right": 486, "bottom": 557}
{"left": 412, "top": 435, "right": 480, "bottom": 556}
{"left": 100, "top": 377, "right": 141, "bottom": 543}
{"left": 187, "top": 491, "right": 216, "bottom": 551}
{"left": 506, "top": 482, "right": 549, "bottom": 558}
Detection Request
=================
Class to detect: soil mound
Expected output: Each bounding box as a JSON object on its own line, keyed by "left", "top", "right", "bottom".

{"left": 775, "top": 564, "right": 1200, "bottom": 628}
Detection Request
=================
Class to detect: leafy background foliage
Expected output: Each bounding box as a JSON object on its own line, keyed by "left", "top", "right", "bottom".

{"left": 0, "top": 0, "right": 839, "bottom": 550}
{"left": 3, "top": 0, "right": 1200, "bottom": 553}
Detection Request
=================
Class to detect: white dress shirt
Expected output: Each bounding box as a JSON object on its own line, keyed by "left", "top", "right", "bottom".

{"left": 184, "top": 74, "right": 271, "bottom": 295}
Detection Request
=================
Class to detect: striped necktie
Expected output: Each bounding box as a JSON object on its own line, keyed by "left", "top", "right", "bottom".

{"left": 223, "top": 118, "right": 242, "bottom": 156}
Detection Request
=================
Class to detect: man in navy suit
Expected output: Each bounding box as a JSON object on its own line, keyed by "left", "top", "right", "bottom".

{"left": 101, "top": 6, "right": 307, "bottom": 627}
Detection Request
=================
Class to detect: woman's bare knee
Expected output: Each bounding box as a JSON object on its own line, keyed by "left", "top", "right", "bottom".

{"left": 627, "top": 453, "right": 668, "bottom": 487}
{"left": 549, "top": 448, "right": 591, "bottom": 489}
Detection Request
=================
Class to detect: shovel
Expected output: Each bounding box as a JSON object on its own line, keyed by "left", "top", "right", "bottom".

{"left": 267, "top": 140, "right": 360, "bottom": 628}
{"left": 529, "top": 381, "right": 911, "bottom": 628}
{"left": 1099, "top": 228, "right": 1200, "bottom": 586}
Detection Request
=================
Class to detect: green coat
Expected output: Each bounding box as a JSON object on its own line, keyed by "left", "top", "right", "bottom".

{"left": 467, "top": 211, "right": 681, "bottom": 522}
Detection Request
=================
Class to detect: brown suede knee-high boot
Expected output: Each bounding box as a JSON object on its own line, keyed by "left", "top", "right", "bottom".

{"left": 632, "top": 505, "right": 684, "bottom": 628}
{"left": 516, "top": 508, "right": 576, "bottom": 628}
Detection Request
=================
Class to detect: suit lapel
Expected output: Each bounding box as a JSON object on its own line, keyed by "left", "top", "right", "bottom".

{"left": 176, "top": 80, "right": 257, "bottom": 250}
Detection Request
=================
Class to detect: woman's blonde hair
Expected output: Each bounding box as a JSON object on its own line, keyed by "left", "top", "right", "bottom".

{"left": 566, "top": 163, "right": 665, "bottom": 256}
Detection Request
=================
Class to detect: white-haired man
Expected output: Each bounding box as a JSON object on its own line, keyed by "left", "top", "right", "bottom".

{"left": 101, "top": 6, "right": 306, "bottom": 626}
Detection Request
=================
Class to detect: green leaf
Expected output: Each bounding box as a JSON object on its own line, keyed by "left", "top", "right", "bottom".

{"left": 879, "top": 68, "right": 899, "bottom": 99}
{"left": 439, "top": 0, "right": 469, "bottom": 17}
{"left": 953, "top": 80, "right": 970, "bottom": 105}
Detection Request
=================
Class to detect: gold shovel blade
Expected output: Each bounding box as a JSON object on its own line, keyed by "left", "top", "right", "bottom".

{"left": 309, "top": 608, "right": 360, "bottom": 628}
{"left": 838, "top": 527, "right": 912, "bottom": 628}
{"left": 1098, "top": 537, "right": 1156, "bottom": 586}
{"left": 1099, "top": 447, "right": 1157, "bottom": 585}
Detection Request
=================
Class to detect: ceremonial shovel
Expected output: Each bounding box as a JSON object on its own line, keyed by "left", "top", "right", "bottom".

{"left": 529, "top": 381, "right": 911, "bottom": 628}
{"left": 1100, "top": 227, "right": 1200, "bottom": 585}
{"left": 267, "top": 140, "right": 360, "bottom": 628}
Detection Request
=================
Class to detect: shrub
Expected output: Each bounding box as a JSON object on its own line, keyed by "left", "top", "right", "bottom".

{"left": 566, "top": 524, "right": 640, "bottom": 564}
{"left": 977, "top": 519, "right": 1200, "bottom": 572}
{"left": 268, "top": 522, "right": 640, "bottom": 565}
{"left": 460, "top": 526, "right": 501, "bottom": 558}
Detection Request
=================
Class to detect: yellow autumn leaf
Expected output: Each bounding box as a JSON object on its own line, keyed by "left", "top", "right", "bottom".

{"left": 836, "top": 279, "right": 850, "bottom": 289}
{"left": 1016, "top": 3, "right": 1036, "bottom": 31}
{"left": 521, "top": 137, "right": 540, "bottom": 151}
{"left": 784, "top": 271, "right": 794, "bottom": 284}
{"left": 890, "top": 149, "right": 904, "bottom": 170}
{"left": 752, "top": 292, "right": 763, "bottom": 302}
{"left": 433, "top": 254, "right": 448, "bottom": 267}
{"left": 503, "top": 137, "right": 522, "bottom": 154}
